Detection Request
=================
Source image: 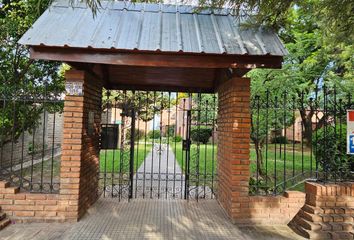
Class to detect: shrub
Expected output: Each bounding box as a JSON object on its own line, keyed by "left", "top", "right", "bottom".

{"left": 173, "top": 135, "right": 182, "bottom": 142}
{"left": 271, "top": 136, "right": 288, "bottom": 144}
{"left": 166, "top": 125, "right": 175, "bottom": 137}
{"left": 148, "top": 130, "right": 161, "bottom": 139}
{"left": 190, "top": 126, "right": 212, "bottom": 144}
{"left": 126, "top": 129, "right": 145, "bottom": 141}
{"left": 313, "top": 124, "right": 353, "bottom": 181}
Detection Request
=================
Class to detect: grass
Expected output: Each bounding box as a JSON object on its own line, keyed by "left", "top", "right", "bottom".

{"left": 99, "top": 143, "right": 151, "bottom": 173}
{"left": 172, "top": 143, "right": 217, "bottom": 177}
{"left": 172, "top": 143, "right": 315, "bottom": 192}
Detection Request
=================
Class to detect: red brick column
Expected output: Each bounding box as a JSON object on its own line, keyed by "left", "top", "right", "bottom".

{"left": 60, "top": 70, "right": 102, "bottom": 220}
{"left": 216, "top": 77, "right": 251, "bottom": 218}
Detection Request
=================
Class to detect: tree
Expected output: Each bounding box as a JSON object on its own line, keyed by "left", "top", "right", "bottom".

{"left": 102, "top": 90, "right": 170, "bottom": 146}
{"left": 191, "top": 93, "right": 217, "bottom": 125}
{"left": 249, "top": 2, "right": 354, "bottom": 147}
{"left": 0, "top": 0, "right": 64, "bottom": 146}
{"left": 250, "top": 75, "right": 294, "bottom": 177}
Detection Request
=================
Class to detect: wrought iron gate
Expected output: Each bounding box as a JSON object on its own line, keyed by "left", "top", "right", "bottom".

{"left": 99, "top": 91, "right": 217, "bottom": 200}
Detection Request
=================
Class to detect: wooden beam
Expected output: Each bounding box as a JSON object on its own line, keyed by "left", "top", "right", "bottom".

{"left": 109, "top": 83, "right": 214, "bottom": 93}
{"left": 99, "top": 64, "right": 110, "bottom": 88}
{"left": 31, "top": 47, "right": 283, "bottom": 69}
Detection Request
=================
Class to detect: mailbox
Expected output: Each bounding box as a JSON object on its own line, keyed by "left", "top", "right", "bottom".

{"left": 101, "top": 124, "right": 119, "bottom": 149}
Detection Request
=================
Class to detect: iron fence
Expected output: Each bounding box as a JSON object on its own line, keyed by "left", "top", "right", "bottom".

{"left": 0, "top": 94, "right": 64, "bottom": 193}
{"left": 250, "top": 86, "right": 354, "bottom": 195}
{"left": 2, "top": 85, "right": 352, "bottom": 197}
{"left": 99, "top": 90, "right": 218, "bottom": 200}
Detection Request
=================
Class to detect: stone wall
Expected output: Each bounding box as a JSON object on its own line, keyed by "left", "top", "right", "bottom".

{"left": 0, "top": 112, "right": 63, "bottom": 169}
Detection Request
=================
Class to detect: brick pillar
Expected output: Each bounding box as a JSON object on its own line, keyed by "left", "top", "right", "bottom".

{"left": 60, "top": 70, "right": 102, "bottom": 220}
{"left": 216, "top": 77, "right": 251, "bottom": 219}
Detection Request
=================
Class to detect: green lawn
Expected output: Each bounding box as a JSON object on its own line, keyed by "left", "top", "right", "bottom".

{"left": 172, "top": 143, "right": 217, "bottom": 177}
{"left": 99, "top": 143, "right": 151, "bottom": 173}
{"left": 172, "top": 143, "right": 315, "bottom": 192}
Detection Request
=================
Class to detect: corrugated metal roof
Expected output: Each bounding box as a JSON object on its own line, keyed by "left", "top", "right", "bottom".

{"left": 19, "top": 0, "right": 288, "bottom": 56}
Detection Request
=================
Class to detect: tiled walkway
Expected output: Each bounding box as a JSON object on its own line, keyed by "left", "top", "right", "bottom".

{"left": 133, "top": 144, "right": 185, "bottom": 199}
{"left": 0, "top": 198, "right": 303, "bottom": 240}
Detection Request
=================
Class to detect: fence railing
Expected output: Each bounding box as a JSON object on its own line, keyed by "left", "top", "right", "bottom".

{"left": 0, "top": 95, "right": 64, "bottom": 193}
{"left": 250, "top": 86, "right": 354, "bottom": 195}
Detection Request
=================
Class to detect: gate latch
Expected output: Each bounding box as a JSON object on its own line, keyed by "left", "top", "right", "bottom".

{"left": 182, "top": 139, "right": 191, "bottom": 151}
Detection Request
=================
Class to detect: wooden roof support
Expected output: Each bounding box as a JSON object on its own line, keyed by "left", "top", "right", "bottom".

{"left": 31, "top": 47, "right": 282, "bottom": 69}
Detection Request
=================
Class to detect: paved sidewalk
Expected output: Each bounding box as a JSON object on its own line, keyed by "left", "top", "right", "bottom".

{"left": 0, "top": 198, "right": 304, "bottom": 240}
{"left": 133, "top": 144, "right": 185, "bottom": 198}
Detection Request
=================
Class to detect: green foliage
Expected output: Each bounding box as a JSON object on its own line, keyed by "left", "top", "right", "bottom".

{"left": 102, "top": 90, "right": 171, "bottom": 122}
{"left": 148, "top": 130, "right": 160, "bottom": 139}
{"left": 313, "top": 124, "right": 353, "bottom": 181}
{"left": 190, "top": 126, "right": 212, "bottom": 144}
{"left": 249, "top": 177, "right": 274, "bottom": 195}
{"left": 249, "top": 1, "right": 354, "bottom": 153}
{"left": 172, "top": 135, "right": 182, "bottom": 142}
{"left": 0, "top": 0, "right": 64, "bottom": 145}
{"left": 126, "top": 129, "right": 145, "bottom": 142}
{"left": 191, "top": 94, "right": 217, "bottom": 124}
{"left": 166, "top": 125, "right": 175, "bottom": 137}
{"left": 271, "top": 136, "right": 288, "bottom": 144}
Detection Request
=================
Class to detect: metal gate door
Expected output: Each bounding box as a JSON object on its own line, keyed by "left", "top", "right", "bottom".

{"left": 99, "top": 91, "right": 217, "bottom": 200}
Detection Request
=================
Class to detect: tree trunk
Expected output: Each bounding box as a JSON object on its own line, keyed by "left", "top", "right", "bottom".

{"left": 254, "top": 141, "right": 265, "bottom": 177}
{"left": 299, "top": 108, "right": 314, "bottom": 148}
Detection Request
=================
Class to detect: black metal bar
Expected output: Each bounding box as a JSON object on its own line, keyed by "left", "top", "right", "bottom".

{"left": 111, "top": 96, "right": 118, "bottom": 197}
{"left": 339, "top": 99, "right": 343, "bottom": 180}
{"left": 157, "top": 92, "right": 163, "bottom": 199}
{"left": 135, "top": 95, "right": 141, "bottom": 199}
{"left": 273, "top": 96, "right": 278, "bottom": 195}
{"left": 118, "top": 91, "right": 125, "bottom": 201}
{"left": 203, "top": 99, "right": 208, "bottom": 198}
{"left": 10, "top": 99, "right": 16, "bottom": 175}
{"left": 0, "top": 98, "right": 5, "bottom": 171}
{"left": 173, "top": 92, "right": 178, "bottom": 198}
{"left": 181, "top": 98, "right": 186, "bottom": 199}
{"left": 211, "top": 94, "right": 216, "bottom": 199}
{"left": 40, "top": 86, "right": 47, "bottom": 191}
{"left": 292, "top": 96, "right": 296, "bottom": 183}
{"left": 50, "top": 112, "right": 56, "bottom": 192}
{"left": 309, "top": 97, "right": 313, "bottom": 177}
{"left": 165, "top": 92, "right": 171, "bottom": 199}
{"left": 283, "top": 92, "right": 287, "bottom": 192}
{"left": 333, "top": 87, "right": 337, "bottom": 181}
{"left": 20, "top": 96, "right": 26, "bottom": 189}
{"left": 150, "top": 92, "right": 156, "bottom": 199}
{"left": 30, "top": 123, "right": 36, "bottom": 191}
{"left": 129, "top": 108, "right": 135, "bottom": 199}
{"left": 301, "top": 92, "right": 304, "bottom": 176}
{"left": 184, "top": 109, "right": 192, "bottom": 200}
{"left": 256, "top": 95, "right": 260, "bottom": 193}
{"left": 143, "top": 92, "right": 149, "bottom": 199}
{"left": 323, "top": 85, "right": 328, "bottom": 182}
{"left": 104, "top": 91, "right": 110, "bottom": 198}
{"left": 314, "top": 89, "right": 319, "bottom": 179}
{"left": 265, "top": 91, "right": 269, "bottom": 188}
